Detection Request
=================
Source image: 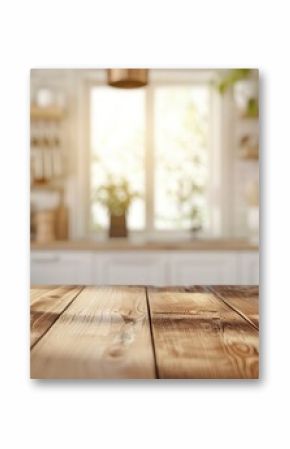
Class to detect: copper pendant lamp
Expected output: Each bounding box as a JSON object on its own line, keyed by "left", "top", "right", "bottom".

{"left": 107, "top": 69, "right": 148, "bottom": 88}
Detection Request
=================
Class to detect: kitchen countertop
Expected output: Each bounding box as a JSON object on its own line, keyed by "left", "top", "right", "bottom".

{"left": 30, "top": 285, "right": 259, "bottom": 379}
{"left": 31, "top": 238, "right": 259, "bottom": 252}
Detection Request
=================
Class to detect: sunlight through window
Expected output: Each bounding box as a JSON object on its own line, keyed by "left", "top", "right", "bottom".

{"left": 90, "top": 83, "right": 210, "bottom": 233}
{"left": 154, "top": 86, "right": 210, "bottom": 230}
{"left": 90, "top": 87, "right": 145, "bottom": 230}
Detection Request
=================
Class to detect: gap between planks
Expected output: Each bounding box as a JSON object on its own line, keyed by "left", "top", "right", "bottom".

{"left": 206, "top": 286, "right": 259, "bottom": 331}
{"left": 30, "top": 286, "right": 85, "bottom": 351}
{"left": 145, "top": 287, "right": 160, "bottom": 379}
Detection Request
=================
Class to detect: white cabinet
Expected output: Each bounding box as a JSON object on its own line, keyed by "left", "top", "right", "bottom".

{"left": 93, "top": 252, "right": 168, "bottom": 286}
{"left": 238, "top": 252, "right": 259, "bottom": 284}
{"left": 30, "top": 251, "right": 93, "bottom": 285}
{"left": 30, "top": 249, "right": 259, "bottom": 285}
{"left": 169, "top": 252, "right": 238, "bottom": 285}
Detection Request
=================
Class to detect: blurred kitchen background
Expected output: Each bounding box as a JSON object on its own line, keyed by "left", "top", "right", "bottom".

{"left": 30, "top": 69, "right": 259, "bottom": 285}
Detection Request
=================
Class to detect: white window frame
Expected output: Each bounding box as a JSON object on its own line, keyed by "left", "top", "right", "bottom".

{"left": 72, "top": 69, "right": 230, "bottom": 240}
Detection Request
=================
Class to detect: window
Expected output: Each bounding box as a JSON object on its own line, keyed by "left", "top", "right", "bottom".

{"left": 90, "top": 87, "right": 145, "bottom": 230}
{"left": 154, "top": 86, "right": 209, "bottom": 230}
{"left": 90, "top": 80, "right": 212, "bottom": 234}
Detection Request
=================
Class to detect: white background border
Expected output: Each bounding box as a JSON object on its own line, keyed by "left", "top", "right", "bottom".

{"left": 0, "top": 1, "right": 289, "bottom": 448}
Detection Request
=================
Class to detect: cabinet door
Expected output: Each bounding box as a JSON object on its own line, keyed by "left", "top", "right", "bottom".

{"left": 238, "top": 252, "right": 259, "bottom": 285}
{"left": 31, "top": 251, "right": 93, "bottom": 285}
{"left": 169, "top": 252, "right": 238, "bottom": 285}
{"left": 94, "top": 252, "right": 168, "bottom": 286}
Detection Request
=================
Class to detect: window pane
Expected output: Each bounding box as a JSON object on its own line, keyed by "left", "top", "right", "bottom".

{"left": 90, "top": 87, "right": 145, "bottom": 230}
{"left": 154, "top": 86, "right": 210, "bottom": 230}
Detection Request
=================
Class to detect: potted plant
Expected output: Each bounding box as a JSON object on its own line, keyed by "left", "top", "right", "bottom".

{"left": 168, "top": 178, "right": 205, "bottom": 236}
{"left": 217, "top": 69, "right": 259, "bottom": 118}
{"left": 94, "top": 177, "right": 140, "bottom": 238}
{"left": 187, "top": 205, "right": 204, "bottom": 235}
{"left": 217, "top": 68, "right": 252, "bottom": 94}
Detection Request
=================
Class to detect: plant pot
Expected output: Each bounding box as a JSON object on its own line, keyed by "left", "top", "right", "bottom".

{"left": 109, "top": 213, "right": 127, "bottom": 238}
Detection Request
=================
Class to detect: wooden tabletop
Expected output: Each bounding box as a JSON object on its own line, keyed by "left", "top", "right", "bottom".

{"left": 30, "top": 285, "right": 259, "bottom": 379}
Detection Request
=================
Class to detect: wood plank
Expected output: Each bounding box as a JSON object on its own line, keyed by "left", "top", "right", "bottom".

{"left": 30, "top": 286, "right": 83, "bottom": 347}
{"left": 209, "top": 286, "right": 259, "bottom": 329}
{"left": 30, "top": 286, "right": 64, "bottom": 303}
{"left": 31, "top": 286, "right": 155, "bottom": 379}
{"left": 148, "top": 287, "right": 259, "bottom": 379}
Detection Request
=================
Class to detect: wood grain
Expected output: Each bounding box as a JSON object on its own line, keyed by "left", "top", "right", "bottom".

{"left": 147, "top": 287, "right": 259, "bottom": 379}
{"left": 31, "top": 286, "right": 155, "bottom": 379}
{"left": 209, "top": 286, "right": 259, "bottom": 329}
{"left": 30, "top": 286, "right": 58, "bottom": 302}
{"left": 30, "top": 286, "right": 83, "bottom": 347}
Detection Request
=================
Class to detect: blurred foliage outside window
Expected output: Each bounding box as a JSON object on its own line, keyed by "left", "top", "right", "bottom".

{"left": 90, "top": 85, "right": 210, "bottom": 232}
